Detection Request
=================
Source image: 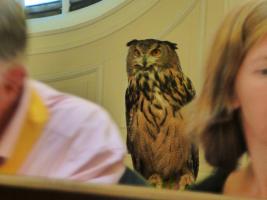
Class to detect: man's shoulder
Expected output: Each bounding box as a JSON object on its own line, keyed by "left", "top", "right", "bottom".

{"left": 30, "top": 80, "right": 114, "bottom": 134}
{"left": 30, "top": 80, "right": 105, "bottom": 115}
{"left": 223, "top": 168, "right": 247, "bottom": 195}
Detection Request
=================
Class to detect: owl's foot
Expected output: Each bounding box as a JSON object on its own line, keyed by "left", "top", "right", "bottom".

{"left": 148, "top": 174, "right": 163, "bottom": 188}
{"left": 165, "top": 181, "right": 180, "bottom": 190}
{"left": 178, "top": 173, "right": 194, "bottom": 190}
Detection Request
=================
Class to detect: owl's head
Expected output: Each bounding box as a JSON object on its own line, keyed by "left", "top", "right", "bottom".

{"left": 126, "top": 39, "right": 181, "bottom": 76}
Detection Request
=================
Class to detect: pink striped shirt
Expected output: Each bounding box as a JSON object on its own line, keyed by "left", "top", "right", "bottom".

{"left": 0, "top": 80, "right": 126, "bottom": 184}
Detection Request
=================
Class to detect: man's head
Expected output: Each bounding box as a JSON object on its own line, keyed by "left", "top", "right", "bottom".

{"left": 0, "top": 0, "right": 27, "bottom": 133}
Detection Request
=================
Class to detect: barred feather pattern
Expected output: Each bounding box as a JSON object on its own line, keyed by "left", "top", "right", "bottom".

{"left": 126, "top": 64, "right": 196, "bottom": 182}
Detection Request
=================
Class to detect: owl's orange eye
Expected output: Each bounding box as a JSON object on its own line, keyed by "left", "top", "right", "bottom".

{"left": 151, "top": 48, "right": 161, "bottom": 57}
{"left": 133, "top": 49, "right": 141, "bottom": 57}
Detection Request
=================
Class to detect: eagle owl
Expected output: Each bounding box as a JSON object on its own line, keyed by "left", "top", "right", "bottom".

{"left": 125, "top": 39, "right": 198, "bottom": 189}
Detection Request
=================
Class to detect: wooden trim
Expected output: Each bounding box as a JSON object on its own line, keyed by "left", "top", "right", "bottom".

{"left": 0, "top": 174, "right": 254, "bottom": 200}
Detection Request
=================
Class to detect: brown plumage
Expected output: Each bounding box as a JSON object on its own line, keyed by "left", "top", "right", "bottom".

{"left": 125, "top": 39, "right": 198, "bottom": 189}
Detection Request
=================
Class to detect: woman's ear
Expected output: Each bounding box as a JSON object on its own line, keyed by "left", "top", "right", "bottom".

{"left": 230, "top": 92, "right": 240, "bottom": 110}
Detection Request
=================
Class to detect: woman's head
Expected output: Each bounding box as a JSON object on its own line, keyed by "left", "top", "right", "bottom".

{"left": 193, "top": 0, "right": 267, "bottom": 171}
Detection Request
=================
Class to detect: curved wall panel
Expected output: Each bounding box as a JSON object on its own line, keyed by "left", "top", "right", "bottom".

{"left": 26, "top": 0, "right": 246, "bottom": 182}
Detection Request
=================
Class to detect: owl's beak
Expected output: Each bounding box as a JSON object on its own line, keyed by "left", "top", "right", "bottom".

{"left": 142, "top": 56, "right": 147, "bottom": 67}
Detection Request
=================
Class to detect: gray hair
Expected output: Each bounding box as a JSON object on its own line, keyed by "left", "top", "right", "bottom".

{"left": 0, "top": 0, "right": 27, "bottom": 61}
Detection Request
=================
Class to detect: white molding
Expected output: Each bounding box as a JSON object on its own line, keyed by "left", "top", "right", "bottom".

{"left": 27, "top": 0, "right": 159, "bottom": 55}
{"left": 96, "top": 65, "right": 103, "bottom": 104}
{"left": 16, "top": 0, "right": 24, "bottom": 6}
{"left": 224, "top": 0, "right": 230, "bottom": 15}
{"left": 34, "top": 65, "right": 103, "bottom": 103}
{"left": 156, "top": 0, "right": 198, "bottom": 38}
{"left": 197, "top": 0, "right": 206, "bottom": 83}
{"left": 62, "top": 0, "right": 70, "bottom": 14}
{"left": 28, "top": 0, "right": 129, "bottom": 36}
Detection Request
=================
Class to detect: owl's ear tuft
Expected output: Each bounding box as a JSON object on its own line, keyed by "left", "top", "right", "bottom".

{"left": 162, "top": 41, "right": 178, "bottom": 50}
{"left": 127, "top": 39, "right": 139, "bottom": 47}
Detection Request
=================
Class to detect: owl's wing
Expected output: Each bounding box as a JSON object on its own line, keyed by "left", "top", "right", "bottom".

{"left": 183, "top": 76, "right": 196, "bottom": 103}
{"left": 125, "top": 87, "right": 134, "bottom": 154}
{"left": 125, "top": 86, "right": 143, "bottom": 173}
{"left": 171, "top": 73, "right": 196, "bottom": 107}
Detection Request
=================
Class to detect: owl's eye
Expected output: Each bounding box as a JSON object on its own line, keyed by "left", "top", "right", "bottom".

{"left": 151, "top": 48, "right": 161, "bottom": 57}
{"left": 133, "top": 49, "right": 141, "bottom": 57}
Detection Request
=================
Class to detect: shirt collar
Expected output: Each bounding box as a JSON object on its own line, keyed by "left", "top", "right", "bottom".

{"left": 0, "top": 80, "right": 30, "bottom": 159}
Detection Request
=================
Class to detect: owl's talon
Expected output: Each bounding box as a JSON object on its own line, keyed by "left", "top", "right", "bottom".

{"left": 148, "top": 174, "right": 163, "bottom": 188}
{"left": 178, "top": 173, "right": 195, "bottom": 190}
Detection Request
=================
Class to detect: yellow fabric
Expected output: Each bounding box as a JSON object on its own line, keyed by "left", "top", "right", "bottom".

{"left": 0, "top": 90, "right": 49, "bottom": 174}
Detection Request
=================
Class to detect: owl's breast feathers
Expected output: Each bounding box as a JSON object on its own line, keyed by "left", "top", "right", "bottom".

{"left": 126, "top": 67, "right": 195, "bottom": 137}
{"left": 128, "top": 67, "right": 195, "bottom": 109}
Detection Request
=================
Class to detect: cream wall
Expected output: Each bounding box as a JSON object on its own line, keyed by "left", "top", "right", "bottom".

{"left": 26, "top": 0, "right": 244, "bottom": 182}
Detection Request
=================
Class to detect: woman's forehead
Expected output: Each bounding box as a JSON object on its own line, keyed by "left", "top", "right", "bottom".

{"left": 243, "top": 34, "right": 267, "bottom": 64}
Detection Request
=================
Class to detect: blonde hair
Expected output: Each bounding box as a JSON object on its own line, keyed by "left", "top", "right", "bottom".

{"left": 190, "top": 0, "right": 267, "bottom": 171}
{"left": 0, "top": 0, "right": 27, "bottom": 61}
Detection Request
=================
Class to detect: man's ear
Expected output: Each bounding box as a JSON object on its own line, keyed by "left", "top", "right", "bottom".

{"left": 4, "top": 66, "right": 27, "bottom": 89}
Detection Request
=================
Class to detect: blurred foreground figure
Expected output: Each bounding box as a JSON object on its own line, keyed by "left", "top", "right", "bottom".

{"left": 187, "top": 0, "right": 267, "bottom": 198}
{"left": 0, "top": 0, "right": 127, "bottom": 184}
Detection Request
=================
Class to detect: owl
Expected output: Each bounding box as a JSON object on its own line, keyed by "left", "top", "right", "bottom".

{"left": 125, "top": 39, "right": 198, "bottom": 189}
